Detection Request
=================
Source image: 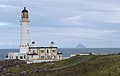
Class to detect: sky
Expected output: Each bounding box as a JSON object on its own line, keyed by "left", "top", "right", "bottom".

{"left": 0, "top": 0, "right": 120, "bottom": 48}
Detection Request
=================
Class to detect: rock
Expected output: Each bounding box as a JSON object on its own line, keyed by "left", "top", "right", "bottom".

{"left": 33, "top": 68, "right": 41, "bottom": 72}
{"left": 20, "top": 71, "right": 29, "bottom": 76}
{"left": 16, "top": 64, "right": 19, "bottom": 68}
{"left": 3, "top": 68, "right": 8, "bottom": 74}
{"left": 5, "top": 73, "right": 18, "bottom": 76}
{"left": 31, "top": 68, "right": 45, "bottom": 73}
{"left": 0, "top": 66, "right": 3, "bottom": 69}
{"left": 0, "top": 69, "right": 3, "bottom": 72}
{"left": 0, "top": 60, "right": 26, "bottom": 75}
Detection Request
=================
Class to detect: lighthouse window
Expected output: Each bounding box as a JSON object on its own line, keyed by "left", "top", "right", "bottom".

{"left": 12, "top": 56, "right": 13, "bottom": 59}
{"left": 6, "top": 55, "right": 8, "bottom": 58}
{"left": 59, "top": 55, "right": 60, "bottom": 58}
{"left": 41, "top": 56, "right": 44, "bottom": 59}
{"left": 16, "top": 56, "right": 18, "bottom": 59}
{"left": 24, "top": 55, "right": 26, "bottom": 59}
{"left": 33, "top": 50, "right": 35, "bottom": 53}
{"left": 20, "top": 56, "right": 23, "bottom": 59}
{"left": 52, "top": 50, "right": 56, "bottom": 53}
{"left": 47, "top": 50, "right": 49, "bottom": 53}
{"left": 41, "top": 50, "right": 44, "bottom": 53}
{"left": 27, "top": 43, "right": 29, "bottom": 46}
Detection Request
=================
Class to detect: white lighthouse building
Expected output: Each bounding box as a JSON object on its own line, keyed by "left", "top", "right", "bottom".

{"left": 6, "top": 7, "right": 63, "bottom": 63}
{"left": 20, "top": 7, "right": 30, "bottom": 53}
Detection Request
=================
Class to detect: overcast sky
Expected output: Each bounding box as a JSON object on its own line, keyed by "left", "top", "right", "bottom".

{"left": 0, "top": 0, "right": 120, "bottom": 48}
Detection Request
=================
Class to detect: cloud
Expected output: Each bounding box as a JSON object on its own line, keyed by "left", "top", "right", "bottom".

{"left": 0, "top": 4, "right": 20, "bottom": 9}
{"left": 0, "top": 0, "right": 120, "bottom": 48}
{"left": 0, "top": 4, "right": 9, "bottom": 8}
{"left": 0, "top": 22, "right": 10, "bottom": 26}
{"left": 0, "top": 22, "right": 18, "bottom": 28}
{"left": 62, "top": 16, "right": 82, "bottom": 25}
{"left": 0, "top": 4, "right": 13, "bottom": 8}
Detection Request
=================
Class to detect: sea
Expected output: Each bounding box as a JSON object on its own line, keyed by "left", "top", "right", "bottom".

{"left": 1, "top": 48, "right": 120, "bottom": 61}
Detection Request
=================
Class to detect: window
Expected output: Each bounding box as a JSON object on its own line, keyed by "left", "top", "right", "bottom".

{"left": 41, "top": 56, "right": 44, "bottom": 59}
{"left": 41, "top": 50, "right": 44, "bottom": 53}
{"left": 33, "top": 50, "right": 35, "bottom": 53}
{"left": 10, "top": 56, "right": 11, "bottom": 59}
{"left": 27, "top": 43, "right": 29, "bottom": 46}
{"left": 59, "top": 55, "right": 60, "bottom": 58}
{"left": 52, "top": 50, "right": 56, "bottom": 53}
{"left": 12, "top": 56, "right": 13, "bottom": 59}
{"left": 6, "top": 55, "right": 8, "bottom": 58}
{"left": 20, "top": 56, "right": 23, "bottom": 59}
{"left": 47, "top": 50, "right": 49, "bottom": 53}
{"left": 16, "top": 56, "right": 18, "bottom": 59}
{"left": 24, "top": 55, "right": 26, "bottom": 59}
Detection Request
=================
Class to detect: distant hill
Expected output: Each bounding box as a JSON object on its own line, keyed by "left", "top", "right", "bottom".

{"left": 75, "top": 43, "right": 87, "bottom": 48}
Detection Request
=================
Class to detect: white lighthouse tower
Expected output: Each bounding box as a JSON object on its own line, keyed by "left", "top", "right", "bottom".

{"left": 20, "top": 7, "right": 30, "bottom": 53}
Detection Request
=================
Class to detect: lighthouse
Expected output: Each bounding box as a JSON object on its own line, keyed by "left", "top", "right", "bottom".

{"left": 6, "top": 7, "right": 63, "bottom": 63}
{"left": 20, "top": 7, "right": 30, "bottom": 53}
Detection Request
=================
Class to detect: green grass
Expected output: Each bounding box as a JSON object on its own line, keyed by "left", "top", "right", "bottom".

{"left": 8, "top": 54, "right": 120, "bottom": 76}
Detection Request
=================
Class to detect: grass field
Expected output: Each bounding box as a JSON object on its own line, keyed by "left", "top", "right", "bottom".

{"left": 8, "top": 54, "right": 120, "bottom": 76}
